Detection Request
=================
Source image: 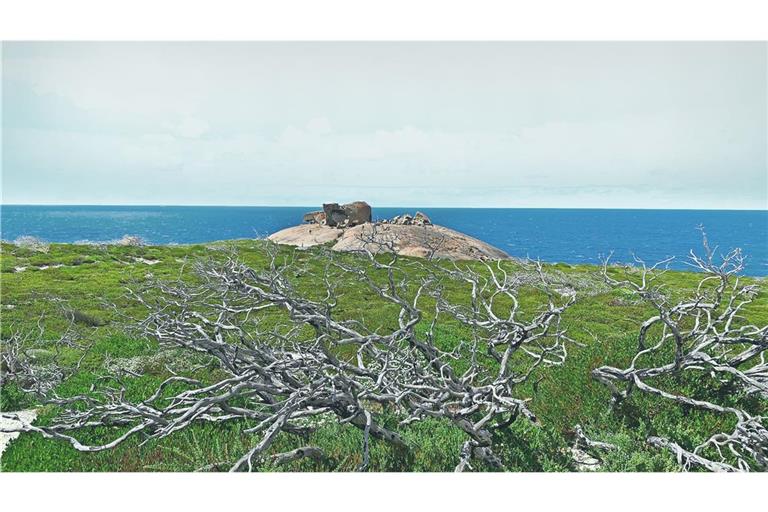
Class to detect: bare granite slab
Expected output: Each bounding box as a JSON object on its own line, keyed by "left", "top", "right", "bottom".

{"left": 0, "top": 409, "right": 37, "bottom": 457}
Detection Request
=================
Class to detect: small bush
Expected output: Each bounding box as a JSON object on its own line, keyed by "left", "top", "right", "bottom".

{"left": 0, "top": 381, "right": 31, "bottom": 411}
{"left": 65, "top": 309, "right": 105, "bottom": 327}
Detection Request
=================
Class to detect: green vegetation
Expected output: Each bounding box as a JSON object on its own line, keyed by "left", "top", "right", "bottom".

{"left": 1, "top": 240, "right": 766, "bottom": 471}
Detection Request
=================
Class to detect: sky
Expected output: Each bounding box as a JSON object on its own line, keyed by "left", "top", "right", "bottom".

{"left": 1, "top": 42, "right": 766, "bottom": 209}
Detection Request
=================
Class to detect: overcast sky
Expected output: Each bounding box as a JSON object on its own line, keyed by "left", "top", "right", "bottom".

{"left": 2, "top": 42, "right": 766, "bottom": 209}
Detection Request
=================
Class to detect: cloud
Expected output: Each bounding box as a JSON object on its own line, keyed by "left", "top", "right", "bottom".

{"left": 5, "top": 114, "right": 765, "bottom": 209}
{"left": 1, "top": 42, "right": 765, "bottom": 208}
{"left": 306, "top": 117, "right": 333, "bottom": 135}
{"left": 172, "top": 117, "right": 210, "bottom": 139}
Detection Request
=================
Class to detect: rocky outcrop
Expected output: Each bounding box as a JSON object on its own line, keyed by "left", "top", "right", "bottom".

{"left": 414, "top": 211, "right": 431, "bottom": 225}
{"left": 311, "top": 201, "right": 372, "bottom": 228}
{"left": 269, "top": 203, "right": 509, "bottom": 261}
{"left": 383, "top": 211, "right": 432, "bottom": 226}
{"left": 0, "top": 409, "right": 37, "bottom": 456}
{"left": 303, "top": 210, "right": 326, "bottom": 224}
{"left": 267, "top": 224, "right": 343, "bottom": 247}
{"left": 332, "top": 223, "right": 509, "bottom": 261}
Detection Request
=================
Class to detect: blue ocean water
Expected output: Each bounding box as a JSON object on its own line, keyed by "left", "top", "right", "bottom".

{"left": 1, "top": 205, "right": 766, "bottom": 275}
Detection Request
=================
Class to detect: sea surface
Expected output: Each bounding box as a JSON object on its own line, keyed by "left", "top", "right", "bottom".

{"left": 2, "top": 205, "right": 767, "bottom": 275}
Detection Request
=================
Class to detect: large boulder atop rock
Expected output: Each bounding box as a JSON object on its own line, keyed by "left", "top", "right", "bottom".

{"left": 414, "top": 211, "right": 431, "bottom": 225}
{"left": 322, "top": 201, "right": 371, "bottom": 227}
{"left": 303, "top": 210, "right": 326, "bottom": 224}
{"left": 344, "top": 201, "right": 372, "bottom": 225}
{"left": 322, "top": 203, "right": 345, "bottom": 226}
{"left": 386, "top": 211, "right": 432, "bottom": 226}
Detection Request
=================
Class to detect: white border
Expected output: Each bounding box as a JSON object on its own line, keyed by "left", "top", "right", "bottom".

{"left": 1, "top": 0, "right": 768, "bottom": 40}
{"left": 0, "top": 472, "right": 766, "bottom": 511}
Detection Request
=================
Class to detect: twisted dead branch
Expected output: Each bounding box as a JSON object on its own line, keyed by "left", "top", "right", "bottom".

{"left": 1, "top": 307, "right": 93, "bottom": 398}
{"left": 573, "top": 424, "right": 617, "bottom": 453}
{"left": 594, "top": 230, "right": 767, "bottom": 472}
{"left": 1, "top": 243, "right": 575, "bottom": 471}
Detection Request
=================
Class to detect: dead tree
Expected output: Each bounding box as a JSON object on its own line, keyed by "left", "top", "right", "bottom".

{"left": 594, "top": 231, "right": 767, "bottom": 472}
{"left": 2, "top": 307, "right": 93, "bottom": 398}
{"left": 1, "top": 243, "right": 575, "bottom": 472}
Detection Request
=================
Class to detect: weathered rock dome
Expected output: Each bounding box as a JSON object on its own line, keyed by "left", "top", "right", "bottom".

{"left": 268, "top": 202, "right": 510, "bottom": 261}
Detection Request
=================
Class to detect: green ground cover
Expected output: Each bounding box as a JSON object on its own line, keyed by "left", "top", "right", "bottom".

{"left": 1, "top": 240, "right": 765, "bottom": 471}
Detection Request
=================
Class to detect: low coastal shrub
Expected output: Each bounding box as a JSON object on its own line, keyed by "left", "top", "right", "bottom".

{"left": 0, "top": 240, "right": 765, "bottom": 472}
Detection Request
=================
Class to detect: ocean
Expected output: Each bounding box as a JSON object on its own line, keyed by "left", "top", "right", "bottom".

{"left": 1, "top": 205, "right": 766, "bottom": 276}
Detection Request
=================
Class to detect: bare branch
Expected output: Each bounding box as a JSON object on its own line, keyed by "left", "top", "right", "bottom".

{"left": 2, "top": 243, "right": 577, "bottom": 471}
{"left": 594, "top": 233, "right": 767, "bottom": 472}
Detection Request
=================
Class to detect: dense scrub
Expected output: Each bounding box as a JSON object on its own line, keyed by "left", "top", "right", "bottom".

{"left": 1, "top": 240, "right": 765, "bottom": 471}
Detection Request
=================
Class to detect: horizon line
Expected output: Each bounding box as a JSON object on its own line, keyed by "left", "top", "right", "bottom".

{"left": 1, "top": 203, "right": 766, "bottom": 212}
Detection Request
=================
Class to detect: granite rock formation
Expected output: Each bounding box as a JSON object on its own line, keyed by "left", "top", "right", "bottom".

{"left": 302, "top": 210, "right": 326, "bottom": 224}
{"left": 305, "top": 201, "right": 372, "bottom": 228}
{"left": 269, "top": 202, "right": 509, "bottom": 261}
{"left": 383, "top": 211, "right": 432, "bottom": 226}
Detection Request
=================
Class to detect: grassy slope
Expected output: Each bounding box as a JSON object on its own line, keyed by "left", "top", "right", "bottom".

{"left": 1, "top": 240, "right": 766, "bottom": 472}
